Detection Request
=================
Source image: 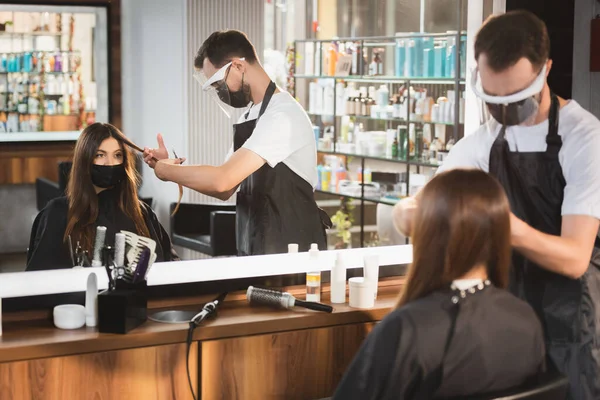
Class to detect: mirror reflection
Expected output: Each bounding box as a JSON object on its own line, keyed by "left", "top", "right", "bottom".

{"left": 0, "top": 0, "right": 469, "bottom": 275}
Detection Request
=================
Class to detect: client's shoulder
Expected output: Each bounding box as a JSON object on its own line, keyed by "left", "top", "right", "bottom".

{"left": 486, "top": 286, "right": 538, "bottom": 317}
{"left": 39, "top": 196, "right": 69, "bottom": 218}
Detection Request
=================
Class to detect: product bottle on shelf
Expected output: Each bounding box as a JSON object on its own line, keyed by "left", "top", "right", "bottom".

{"left": 398, "top": 126, "right": 408, "bottom": 160}
{"left": 430, "top": 137, "right": 440, "bottom": 164}
{"left": 327, "top": 42, "right": 338, "bottom": 76}
{"left": 364, "top": 168, "right": 372, "bottom": 183}
{"left": 395, "top": 35, "right": 405, "bottom": 77}
{"left": 54, "top": 50, "right": 62, "bottom": 72}
{"left": 391, "top": 137, "right": 399, "bottom": 159}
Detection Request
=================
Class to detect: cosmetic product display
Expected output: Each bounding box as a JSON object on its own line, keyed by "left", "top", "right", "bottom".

{"left": 307, "top": 243, "right": 322, "bottom": 302}
{"left": 349, "top": 277, "right": 374, "bottom": 309}
{"left": 53, "top": 304, "right": 86, "bottom": 330}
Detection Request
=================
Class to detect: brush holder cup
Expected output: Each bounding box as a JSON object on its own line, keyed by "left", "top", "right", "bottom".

{"left": 98, "top": 280, "right": 147, "bottom": 334}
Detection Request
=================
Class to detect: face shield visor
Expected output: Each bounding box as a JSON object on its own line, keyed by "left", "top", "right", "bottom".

{"left": 193, "top": 58, "right": 251, "bottom": 119}
{"left": 471, "top": 62, "right": 547, "bottom": 128}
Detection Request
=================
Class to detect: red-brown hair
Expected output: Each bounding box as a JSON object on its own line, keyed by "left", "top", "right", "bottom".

{"left": 397, "top": 169, "right": 511, "bottom": 307}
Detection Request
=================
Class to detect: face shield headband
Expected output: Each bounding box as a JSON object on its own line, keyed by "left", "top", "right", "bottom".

{"left": 193, "top": 58, "right": 251, "bottom": 119}
{"left": 470, "top": 62, "right": 547, "bottom": 126}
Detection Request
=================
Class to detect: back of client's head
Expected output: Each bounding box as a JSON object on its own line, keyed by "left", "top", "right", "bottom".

{"left": 397, "top": 169, "right": 511, "bottom": 307}
{"left": 65, "top": 122, "right": 149, "bottom": 253}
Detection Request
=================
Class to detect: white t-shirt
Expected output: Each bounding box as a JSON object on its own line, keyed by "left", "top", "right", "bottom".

{"left": 225, "top": 91, "right": 318, "bottom": 188}
{"left": 437, "top": 100, "right": 600, "bottom": 220}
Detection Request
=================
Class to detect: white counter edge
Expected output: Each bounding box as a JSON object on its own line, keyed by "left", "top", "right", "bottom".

{"left": 0, "top": 131, "right": 80, "bottom": 142}
{"left": 0, "top": 245, "right": 412, "bottom": 298}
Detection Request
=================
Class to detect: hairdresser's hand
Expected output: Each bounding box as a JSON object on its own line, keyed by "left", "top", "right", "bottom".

{"left": 154, "top": 158, "right": 186, "bottom": 181}
{"left": 144, "top": 133, "right": 169, "bottom": 169}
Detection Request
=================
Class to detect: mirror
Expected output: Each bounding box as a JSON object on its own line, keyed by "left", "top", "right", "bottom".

{"left": 1, "top": 0, "right": 493, "bottom": 285}
{"left": 0, "top": 3, "right": 109, "bottom": 273}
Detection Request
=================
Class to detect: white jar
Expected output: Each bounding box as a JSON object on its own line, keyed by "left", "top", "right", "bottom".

{"left": 349, "top": 277, "right": 374, "bottom": 309}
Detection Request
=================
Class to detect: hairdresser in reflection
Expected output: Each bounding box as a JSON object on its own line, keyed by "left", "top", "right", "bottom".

{"left": 144, "top": 30, "right": 330, "bottom": 256}
{"left": 394, "top": 11, "right": 600, "bottom": 399}
{"left": 334, "top": 170, "right": 545, "bottom": 399}
{"left": 27, "top": 123, "right": 178, "bottom": 271}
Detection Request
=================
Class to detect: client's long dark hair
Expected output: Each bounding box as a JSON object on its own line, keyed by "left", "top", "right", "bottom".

{"left": 397, "top": 169, "right": 511, "bottom": 307}
{"left": 64, "top": 123, "right": 150, "bottom": 253}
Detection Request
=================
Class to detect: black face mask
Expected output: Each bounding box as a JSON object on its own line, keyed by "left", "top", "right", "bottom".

{"left": 486, "top": 96, "right": 540, "bottom": 126}
{"left": 91, "top": 164, "right": 126, "bottom": 188}
{"left": 217, "top": 72, "right": 251, "bottom": 108}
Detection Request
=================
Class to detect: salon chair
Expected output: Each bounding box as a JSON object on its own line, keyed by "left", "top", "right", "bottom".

{"left": 316, "top": 369, "right": 568, "bottom": 400}
{"left": 169, "top": 203, "right": 237, "bottom": 257}
{"left": 35, "top": 160, "right": 154, "bottom": 211}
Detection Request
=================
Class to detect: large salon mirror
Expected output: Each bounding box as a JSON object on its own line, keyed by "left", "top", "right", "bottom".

{"left": 1, "top": 0, "right": 493, "bottom": 281}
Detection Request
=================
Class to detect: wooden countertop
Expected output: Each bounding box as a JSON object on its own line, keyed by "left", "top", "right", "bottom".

{"left": 0, "top": 282, "right": 403, "bottom": 364}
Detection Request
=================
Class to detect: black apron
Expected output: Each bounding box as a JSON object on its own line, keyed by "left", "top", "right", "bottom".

{"left": 488, "top": 94, "right": 600, "bottom": 400}
{"left": 233, "top": 82, "right": 331, "bottom": 256}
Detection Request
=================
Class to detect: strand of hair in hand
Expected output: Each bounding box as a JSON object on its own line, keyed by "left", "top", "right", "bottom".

{"left": 119, "top": 135, "right": 183, "bottom": 216}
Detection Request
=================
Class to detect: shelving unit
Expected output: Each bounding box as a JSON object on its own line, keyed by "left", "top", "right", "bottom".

{"left": 293, "top": 23, "right": 465, "bottom": 246}
{"left": 0, "top": 19, "right": 89, "bottom": 140}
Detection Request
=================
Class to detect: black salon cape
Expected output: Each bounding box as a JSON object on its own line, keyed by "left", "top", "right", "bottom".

{"left": 333, "top": 286, "right": 546, "bottom": 400}
{"left": 26, "top": 188, "right": 179, "bottom": 271}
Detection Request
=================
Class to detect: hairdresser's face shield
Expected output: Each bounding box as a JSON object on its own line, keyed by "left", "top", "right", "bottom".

{"left": 471, "top": 62, "right": 547, "bottom": 128}
{"left": 193, "top": 58, "right": 248, "bottom": 119}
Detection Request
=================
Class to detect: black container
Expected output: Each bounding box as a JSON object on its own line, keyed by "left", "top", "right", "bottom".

{"left": 98, "top": 280, "right": 148, "bottom": 334}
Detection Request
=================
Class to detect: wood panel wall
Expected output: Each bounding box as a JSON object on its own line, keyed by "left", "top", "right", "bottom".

{"left": 0, "top": 342, "right": 197, "bottom": 400}
{"left": 0, "top": 142, "right": 74, "bottom": 184}
{"left": 200, "top": 322, "right": 375, "bottom": 400}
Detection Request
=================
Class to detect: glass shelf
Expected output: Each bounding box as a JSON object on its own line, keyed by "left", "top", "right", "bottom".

{"left": 316, "top": 188, "right": 401, "bottom": 206}
{"left": 308, "top": 113, "right": 457, "bottom": 126}
{"left": 0, "top": 31, "right": 68, "bottom": 38}
{"left": 0, "top": 71, "right": 77, "bottom": 75}
{"left": 318, "top": 149, "right": 442, "bottom": 168}
{"left": 294, "top": 74, "right": 464, "bottom": 85}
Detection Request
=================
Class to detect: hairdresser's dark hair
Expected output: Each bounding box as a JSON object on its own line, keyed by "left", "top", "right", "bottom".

{"left": 397, "top": 169, "right": 511, "bottom": 308}
{"left": 194, "top": 30, "right": 258, "bottom": 69}
{"left": 475, "top": 10, "right": 550, "bottom": 72}
{"left": 64, "top": 122, "right": 150, "bottom": 254}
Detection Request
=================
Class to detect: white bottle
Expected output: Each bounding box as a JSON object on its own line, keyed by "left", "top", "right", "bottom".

{"left": 335, "top": 82, "right": 346, "bottom": 116}
{"left": 376, "top": 84, "right": 389, "bottom": 108}
{"left": 331, "top": 254, "right": 347, "bottom": 304}
{"left": 85, "top": 272, "right": 98, "bottom": 327}
{"left": 307, "top": 243, "right": 321, "bottom": 302}
{"left": 324, "top": 84, "right": 335, "bottom": 116}
{"left": 288, "top": 243, "right": 299, "bottom": 253}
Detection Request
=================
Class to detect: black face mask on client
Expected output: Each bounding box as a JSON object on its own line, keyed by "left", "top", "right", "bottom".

{"left": 91, "top": 164, "right": 126, "bottom": 188}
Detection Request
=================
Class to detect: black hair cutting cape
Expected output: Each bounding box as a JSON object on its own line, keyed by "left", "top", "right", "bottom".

{"left": 26, "top": 187, "right": 179, "bottom": 271}
{"left": 332, "top": 286, "right": 546, "bottom": 400}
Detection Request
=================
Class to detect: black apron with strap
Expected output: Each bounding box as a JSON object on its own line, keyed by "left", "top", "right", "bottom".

{"left": 488, "top": 94, "right": 600, "bottom": 400}
{"left": 233, "top": 81, "right": 331, "bottom": 256}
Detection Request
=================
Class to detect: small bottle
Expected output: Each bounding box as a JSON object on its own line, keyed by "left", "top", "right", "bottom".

{"left": 446, "top": 137, "right": 456, "bottom": 152}
{"left": 391, "top": 137, "right": 399, "bottom": 158}
{"left": 288, "top": 243, "right": 299, "bottom": 253}
{"left": 331, "top": 254, "right": 347, "bottom": 304}
{"left": 307, "top": 243, "right": 322, "bottom": 302}
{"left": 364, "top": 168, "right": 372, "bottom": 183}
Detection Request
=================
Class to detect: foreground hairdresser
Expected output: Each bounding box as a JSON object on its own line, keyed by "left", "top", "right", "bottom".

{"left": 393, "top": 11, "right": 600, "bottom": 399}
{"left": 27, "top": 123, "right": 178, "bottom": 271}
{"left": 333, "top": 169, "right": 545, "bottom": 399}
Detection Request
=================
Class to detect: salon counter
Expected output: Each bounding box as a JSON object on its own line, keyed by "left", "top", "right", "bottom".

{"left": 0, "top": 279, "right": 404, "bottom": 400}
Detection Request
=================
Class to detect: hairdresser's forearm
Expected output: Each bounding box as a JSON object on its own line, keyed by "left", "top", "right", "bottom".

{"left": 156, "top": 163, "right": 232, "bottom": 198}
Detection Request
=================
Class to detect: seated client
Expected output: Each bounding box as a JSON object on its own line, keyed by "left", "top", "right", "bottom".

{"left": 333, "top": 169, "right": 546, "bottom": 399}
{"left": 27, "top": 122, "right": 179, "bottom": 271}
